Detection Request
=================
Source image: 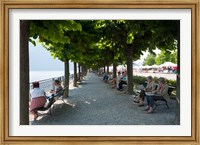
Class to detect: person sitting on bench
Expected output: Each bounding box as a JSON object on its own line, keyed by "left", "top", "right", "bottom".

{"left": 29, "top": 82, "right": 47, "bottom": 120}
{"left": 46, "top": 79, "right": 63, "bottom": 101}
{"left": 51, "top": 79, "right": 63, "bottom": 95}
{"left": 103, "top": 73, "right": 109, "bottom": 83}
{"left": 109, "top": 71, "right": 123, "bottom": 89}
{"left": 134, "top": 76, "right": 156, "bottom": 106}
{"left": 117, "top": 71, "right": 127, "bottom": 91}
{"left": 116, "top": 71, "right": 123, "bottom": 87}
{"left": 144, "top": 77, "right": 170, "bottom": 114}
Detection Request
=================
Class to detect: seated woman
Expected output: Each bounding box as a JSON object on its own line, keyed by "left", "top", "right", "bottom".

{"left": 144, "top": 77, "right": 170, "bottom": 114}
{"left": 46, "top": 79, "right": 63, "bottom": 100}
{"left": 134, "top": 76, "right": 156, "bottom": 106}
{"left": 51, "top": 79, "right": 63, "bottom": 95}
{"left": 116, "top": 71, "right": 122, "bottom": 87}
{"left": 108, "top": 71, "right": 122, "bottom": 89}
{"left": 29, "top": 82, "right": 46, "bottom": 120}
{"left": 117, "top": 71, "right": 127, "bottom": 91}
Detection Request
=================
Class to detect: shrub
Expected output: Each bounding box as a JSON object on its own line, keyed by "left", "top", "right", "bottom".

{"left": 166, "top": 79, "right": 177, "bottom": 87}
{"left": 133, "top": 75, "right": 176, "bottom": 87}
{"left": 133, "top": 76, "right": 147, "bottom": 85}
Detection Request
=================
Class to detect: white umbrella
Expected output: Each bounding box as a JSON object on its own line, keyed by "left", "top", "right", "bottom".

{"left": 159, "top": 62, "right": 177, "bottom": 67}
{"left": 142, "top": 65, "right": 151, "bottom": 69}
{"left": 150, "top": 64, "right": 159, "bottom": 68}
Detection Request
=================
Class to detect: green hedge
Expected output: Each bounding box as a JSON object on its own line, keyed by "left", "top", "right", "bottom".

{"left": 133, "top": 75, "right": 177, "bottom": 87}
{"left": 133, "top": 76, "right": 147, "bottom": 85}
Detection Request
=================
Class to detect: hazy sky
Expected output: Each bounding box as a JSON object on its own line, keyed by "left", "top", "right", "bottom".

{"left": 134, "top": 48, "right": 161, "bottom": 66}
{"left": 29, "top": 42, "right": 73, "bottom": 71}
{"left": 29, "top": 41, "right": 160, "bottom": 71}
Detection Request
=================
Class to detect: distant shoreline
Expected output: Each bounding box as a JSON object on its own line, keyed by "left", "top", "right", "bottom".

{"left": 29, "top": 70, "right": 74, "bottom": 82}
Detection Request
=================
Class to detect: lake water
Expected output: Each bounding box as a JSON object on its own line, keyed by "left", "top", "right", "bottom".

{"left": 30, "top": 71, "right": 74, "bottom": 82}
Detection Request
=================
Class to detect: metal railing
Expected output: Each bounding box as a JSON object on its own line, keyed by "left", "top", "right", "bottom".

{"left": 29, "top": 75, "right": 73, "bottom": 93}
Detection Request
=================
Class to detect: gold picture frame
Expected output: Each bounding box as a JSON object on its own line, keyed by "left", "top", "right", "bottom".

{"left": 0, "top": 0, "right": 199, "bottom": 144}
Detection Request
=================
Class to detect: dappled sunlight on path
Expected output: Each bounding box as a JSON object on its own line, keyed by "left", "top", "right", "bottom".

{"left": 31, "top": 73, "right": 177, "bottom": 125}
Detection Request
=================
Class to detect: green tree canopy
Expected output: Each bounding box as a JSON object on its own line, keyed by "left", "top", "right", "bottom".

{"left": 29, "top": 20, "right": 179, "bottom": 95}
{"left": 143, "top": 49, "right": 177, "bottom": 66}
{"left": 143, "top": 53, "right": 156, "bottom": 66}
{"left": 155, "top": 50, "right": 177, "bottom": 65}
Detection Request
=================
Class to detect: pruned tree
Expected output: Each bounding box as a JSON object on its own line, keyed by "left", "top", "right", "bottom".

{"left": 30, "top": 20, "right": 82, "bottom": 97}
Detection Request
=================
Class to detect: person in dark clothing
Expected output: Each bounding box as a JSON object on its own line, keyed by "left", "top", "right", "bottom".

{"left": 117, "top": 72, "right": 127, "bottom": 91}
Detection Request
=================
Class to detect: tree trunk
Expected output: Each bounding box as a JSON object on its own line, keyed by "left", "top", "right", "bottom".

{"left": 113, "top": 62, "right": 117, "bottom": 87}
{"left": 63, "top": 60, "right": 69, "bottom": 98}
{"left": 174, "top": 21, "right": 180, "bottom": 125}
{"left": 81, "top": 65, "right": 84, "bottom": 80}
{"left": 126, "top": 45, "right": 134, "bottom": 94}
{"left": 83, "top": 66, "right": 87, "bottom": 76}
{"left": 113, "top": 62, "right": 117, "bottom": 79}
{"left": 84, "top": 66, "right": 88, "bottom": 76}
{"left": 20, "top": 20, "right": 30, "bottom": 125}
{"left": 103, "top": 66, "right": 106, "bottom": 73}
{"left": 99, "top": 67, "right": 101, "bottom": 75}
{"left": 73, "top": 62, "right": 77, "bottom": 87}
{"left": 107, "top": 65, "right": 109, "bottom": 74}
{"left": 78, "top": 63, "right": 81, "bottom": 81}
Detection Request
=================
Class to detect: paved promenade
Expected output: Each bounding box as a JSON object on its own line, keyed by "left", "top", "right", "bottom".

{"left": 32, "top": 73, "right": 177, "bottom": 125}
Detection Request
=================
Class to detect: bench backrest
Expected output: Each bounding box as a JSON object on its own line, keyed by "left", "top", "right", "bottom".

{"left": 143, "top": 82, "right": 175, "bottom": 95}
{"left": 45, "top": 86, "right": 68, "bottom": 109}
{"left": 54, "top": 86, "right": 68, "bottom": 97}
{"left": 155, "top": 84, "right": 175, "bottom": 95}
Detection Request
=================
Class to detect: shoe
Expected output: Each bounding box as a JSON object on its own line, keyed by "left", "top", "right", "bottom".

{"left": 138, "top": 100, "right": 144, "bottom": 107}
{"left": 133, "top": 102, "right": 139, "bottom": 105}
{"left": 133, "top": 97, "right": 140, "bottom": 102}
{"left": 138, "top": 103, "right": 144, "bottom": 107}
{"left": 144, "top": 106, "right": 150, "bottom": 111}
{"left": 147, "top": 107, "right": 153, "bottom": 114}
{"left": 133, "top": 100, "right": 139, "bottom": 103}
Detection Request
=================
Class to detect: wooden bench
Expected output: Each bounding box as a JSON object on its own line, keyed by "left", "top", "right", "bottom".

{"left": 33, "top": 86, "right": 68, "bottom": 118}
{"left": 134, "top": 83, "right": 176, "bottom": 110}
{"left": 153, "top": 86, "right": 175, "bottom": 110}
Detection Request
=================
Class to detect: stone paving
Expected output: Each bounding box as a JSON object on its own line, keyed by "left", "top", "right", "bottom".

{"left": 31, "top": 73, "right": 177, "bottom": 125}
